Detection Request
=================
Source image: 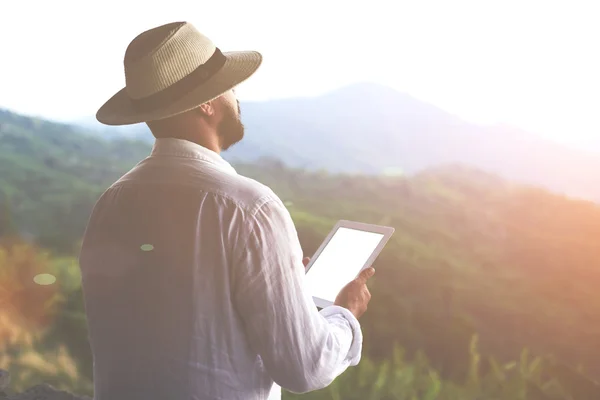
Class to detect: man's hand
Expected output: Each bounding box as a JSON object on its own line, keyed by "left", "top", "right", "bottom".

{"left": 333, "top": 267, "right": 375, "bottom": 320}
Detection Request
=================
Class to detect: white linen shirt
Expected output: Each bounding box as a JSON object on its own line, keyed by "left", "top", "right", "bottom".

{"left": 79, "top": 138, "right": 362, "bottom": 400}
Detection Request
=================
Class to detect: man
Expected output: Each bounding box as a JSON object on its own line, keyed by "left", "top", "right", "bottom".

{"left": 79, "top": 21, "right": 375, "bottom": 400}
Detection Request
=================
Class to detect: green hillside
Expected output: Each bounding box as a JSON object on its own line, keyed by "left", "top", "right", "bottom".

{"left": 243, "top": 159, "right": 600, "bottom": 377}
{"left": 1, "top": 108, "right": 600, "bottom": 399}
{"left": 0, "top": 108, "right": 150, "bottom": 252}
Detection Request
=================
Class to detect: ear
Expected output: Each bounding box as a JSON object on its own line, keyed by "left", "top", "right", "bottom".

{"left": 197, "top": 101, "right": 215, "bottom": 117}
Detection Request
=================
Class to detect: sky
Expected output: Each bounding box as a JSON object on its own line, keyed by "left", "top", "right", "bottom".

{"left": 0, "top": 0, "right": 598, "bottom": 150}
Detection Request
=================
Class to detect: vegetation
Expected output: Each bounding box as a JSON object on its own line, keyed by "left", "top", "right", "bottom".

{"left": 1, "top": 109, "right": 600, "bottom": 398}
{"left": 0, "top": 109, "right": 149, "bottom": 254}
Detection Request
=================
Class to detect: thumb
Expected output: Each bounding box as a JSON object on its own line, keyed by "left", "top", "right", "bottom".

{"left": 356, "top": 267, "right": 375, "bottom": 284}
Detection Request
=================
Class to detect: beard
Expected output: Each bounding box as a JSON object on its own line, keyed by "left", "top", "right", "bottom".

{"left": 218, "top": 101, "right": 244, "bottom": 151}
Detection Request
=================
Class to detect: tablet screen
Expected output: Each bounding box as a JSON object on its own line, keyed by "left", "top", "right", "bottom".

{"left": 305, "top": 227, "right": 385, "bottom": 303}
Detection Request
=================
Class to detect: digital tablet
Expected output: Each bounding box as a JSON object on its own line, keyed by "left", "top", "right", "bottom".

{"left": 304, "top": 220, "right": 395, "bottom": 309}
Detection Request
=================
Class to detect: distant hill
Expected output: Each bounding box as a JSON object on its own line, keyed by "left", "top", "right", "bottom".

{"left": 76, "top": 82, "right": 600, "bottom": 202}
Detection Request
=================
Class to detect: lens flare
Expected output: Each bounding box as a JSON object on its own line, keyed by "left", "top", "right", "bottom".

{"left": 33, "top": 273, "right": 56, "bottom": 286}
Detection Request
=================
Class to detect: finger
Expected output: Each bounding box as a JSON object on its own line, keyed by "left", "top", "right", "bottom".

{"left": 355, "top": 267, "right": 375, "bottom": 284}
{"left": 302, "top": 257, "right": 311, "bottom": 267}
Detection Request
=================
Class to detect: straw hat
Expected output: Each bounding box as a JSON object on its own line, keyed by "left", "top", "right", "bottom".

{"left": 96, "top": 21, "right": 262, "bottom": 126}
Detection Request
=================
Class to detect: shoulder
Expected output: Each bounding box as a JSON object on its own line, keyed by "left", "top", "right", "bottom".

{"left": 221, "top": 173, "right": 282, "bottom": 214}
{"left": 103, "top": 161, "right": 283, "bottom": 217}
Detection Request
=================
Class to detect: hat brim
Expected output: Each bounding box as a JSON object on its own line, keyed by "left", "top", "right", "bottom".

{"left": 96, "top": 51, "right": 262, "bottom": 126}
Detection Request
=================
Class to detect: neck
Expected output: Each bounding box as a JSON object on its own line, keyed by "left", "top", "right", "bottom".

{"left": 175, "top": 133, "right": 221, "bottom": 154}
{"left": 150, "top": 126, "right": 221, "bottom": 153}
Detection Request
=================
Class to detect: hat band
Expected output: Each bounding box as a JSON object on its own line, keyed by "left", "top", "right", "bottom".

{"left": 130, "top": 47, "right": 227, "bottom": 113}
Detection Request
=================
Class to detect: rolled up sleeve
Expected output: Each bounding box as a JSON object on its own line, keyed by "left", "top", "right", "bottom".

{"left": 232, "top": 196, "right": 362, "bottom": 393}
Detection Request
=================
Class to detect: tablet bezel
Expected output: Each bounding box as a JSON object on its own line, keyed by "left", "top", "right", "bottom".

{"left": 304, "top": 219, "right": 395, "bottom": 309}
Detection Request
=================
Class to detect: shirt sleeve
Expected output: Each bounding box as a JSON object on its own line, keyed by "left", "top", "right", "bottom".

{"left": 232, "top": 196, "right": 362, "bottom": 394}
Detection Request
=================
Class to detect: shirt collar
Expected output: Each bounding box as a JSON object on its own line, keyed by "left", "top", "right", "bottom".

{"left": 150, "top": 138, "right": 237, "bottom": 175}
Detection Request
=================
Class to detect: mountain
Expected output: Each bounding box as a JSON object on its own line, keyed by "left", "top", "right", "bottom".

{"left": 76, "top": 82, "right": 600, "bottom": 202}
